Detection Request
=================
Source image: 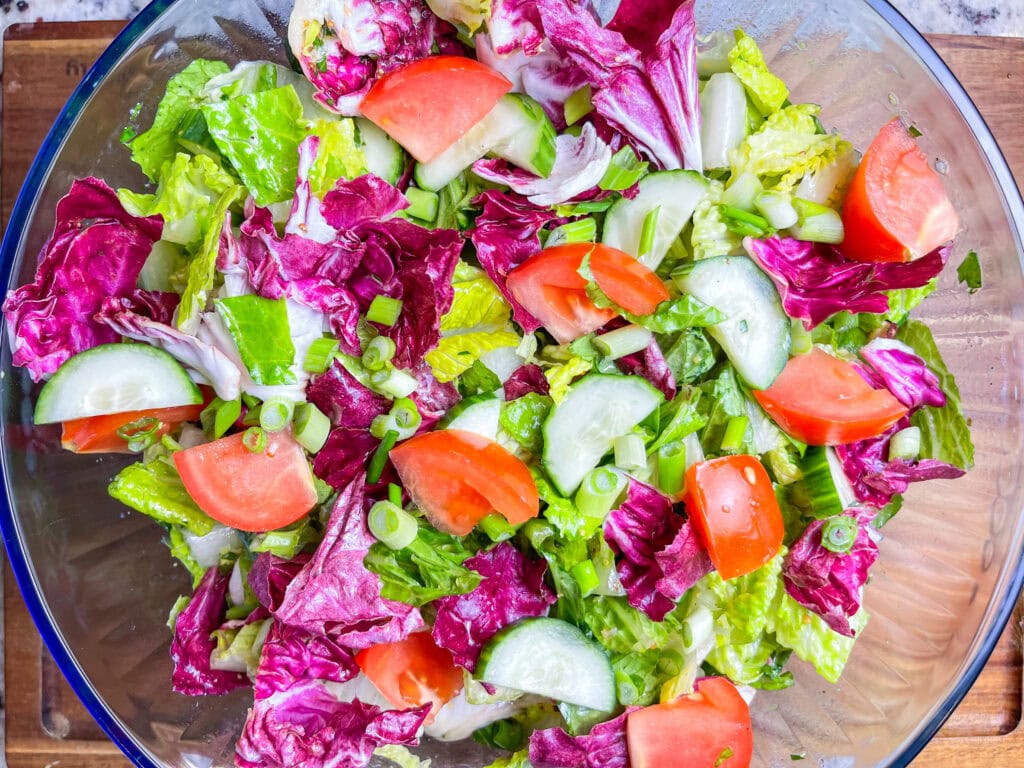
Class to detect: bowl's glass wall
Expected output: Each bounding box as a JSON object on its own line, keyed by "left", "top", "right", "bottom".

{"left": 2, "top": 1, "right": 1023, "bottom": 767}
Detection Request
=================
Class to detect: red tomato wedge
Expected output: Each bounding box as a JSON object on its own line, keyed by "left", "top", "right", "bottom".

{"left": 685, "top": 455, "right": 784, "bottom": 580}
{"left": 841, "top": 118, "right": 960, "bottom": 263}
{"left": 628, "top": 677, "right": 753, "bottom": 768}
{"left": 61, "top": 404, "right": 205, "bottom": 454}
{"left": 752, "top": 348, "right": 908, "bottom": 445}
{"left": 356, "top": 632, "right": 464, "bottom": 723}
{"left": 173, "top": 430, "right": 318, "bottom": 532}
{"left": 506, "top": 243, "right": 668, "bottom": 343}
{"left": 389, "top": 429, "right": 539, "bottom": 536}
{"left": 360, "top": 56, "right": 512, "bottom": 163}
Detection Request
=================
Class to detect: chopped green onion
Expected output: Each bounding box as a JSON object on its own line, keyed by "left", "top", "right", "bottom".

{"left": 303, "top": 337, "right": 340, "bottom": 374}
{"left": 362, "top": 335, "right": 397, "bottom": 372}
{"left": 480, "top": 513, "right": 517, "bottom": 542}
{"left": 242, "top": 426, "right": 267, "bottom": 453}
{"left": 680, "top": 605, "right": 713, "bottom": 654}
{"left": 259, "top": 397, "right": 295, "bottom": 433}
{"left": 821, "top": 515, "right": 858, "bottom": 554}
{"left": 242, "top": 404, "right": 262, "bottom": 428}
{"left": 371, "top": 397, "right": 422, "bottom": 440}
{"left": 388, "top": 483, "right": 403, "bottom": 507}
{"left": 367, "top": 295, "right": 403, "bottom": 327}
{"left": 720, "top": 415, "right": 749, "bottom": 453}
{"left": 576, "top": 467, "right": 627, "bottom": 519}
{"left": 404, "top": 187, "right": 440, "bottom": 222}
{"left": 546, "top": 217, "right": 597, "bottom": 247}
{"left": 719, "top": 204, "right": 773, "bottom": 237}
{"left": 367, "top": 429, "right": 399, "bottom": 484}
{"left": 790, "top": 318, "right": 813, "bottom": 355}
{"left": 637, "top": 206, "right": 661, "bottom": 259}
{"left": 564, "top": 84, "right": 593, "bottom": 126}
{"left": 721, "top": 172, "right": 763, "bottom": 211}
{"left": 754, "top": 191, "right": 799, "bottom": 230}
{"left": 599, "top": 146, "right": 648, "bottom": 191}
{"left": 571, "top": 559, "right": 600, "bottom": 597}
{"left": 593, "top": 324, "right": 654, "bottom": 360}
{"left": 370, "top": 367, "right": 419, "bottom": 399}
{"left": 201, "top": 397, "right": 242, "bottom": 440}
{"left": 888, "top": 426, "right": 922, "bottom": 462}
{"left": 117, "top": 416, "right": 161, "bottom": 454}
{"left": 241, "top": 393, "right": 261, "bottom": 409}
{"left": 614, "top": 433, "right": 647, "bottom": 471}
{"left": 161, "top": 434, "right": 183, "bottom": 453}
{"left": 293, "top": 402, "right": 331, "bottom": 453}
{"left": 368, "top": 500, "right": 418, "bottom": 550}
{"left": 791, "top": 198, "right": 844, "bottom": 244}
{"left": 657, "top": 441, "right": 687, "bottom": 496}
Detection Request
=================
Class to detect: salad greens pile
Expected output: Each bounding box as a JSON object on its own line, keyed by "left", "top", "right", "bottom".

{"left": 2, "top": 1, "right": 977, "bottom": 767}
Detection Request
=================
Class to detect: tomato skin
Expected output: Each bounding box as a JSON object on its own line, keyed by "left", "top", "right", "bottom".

{"left": 356, "top": 632, "right": 463, "bottom": 722}
{"left": 390, "top": 429, "right": 539, "bottom": 536}
{"left": 360, "top": 56, "right": 512, "bottom": 163}
{"left": 752, "top": 348, "right": 908, "bottom": 445}
{"left": 627, "top": 677, "right": 753, "bottom": 768}
{"left": 61, "top": 404, "right": 204, "bottom": 454}
{"left": 506, "top": 243, "right": 668, "bottom": 343}
{"left": 173, "top": 430, "right": 318, "bottom": 532}
{"left": 841, "top": 118, "right": 959, "bottom": 263}
{"left": 685, "top": 455, "right": 783, "bottom": 580}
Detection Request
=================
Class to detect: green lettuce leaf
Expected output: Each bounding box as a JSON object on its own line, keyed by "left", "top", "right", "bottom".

{"left": 249, "top": 518, "right": 321, "bottom": 558}
{"left": 108, "top": 459, "right": 216, "bottom": 536}
{"left": 119, "top": 153, "right": 239, "bottom": 249}
{"left": 691, "top": 180, "right": 743, "bottom": 260}
{"left": 522, "top": 519, "right": 590, "bottom": 625}
{"left": 130, "top": 59, "right": 231, "bottom": 181}
{"left": 374, "top": 745, "right": 433, "bottom": 768}
{"left": 767, "top": 589, "right": 865, "bottom": 684}
{"left": 307, "top": 118, "right": 368, "bottom": 197}
{"left": 480, "top": 750, "right": 530, "bottom": 768}
{"left": 957, "top": 250, "right": 982, "bottom": 294}
{"left": 545, "top": 357, "right": 594, "bottom": 404}
{"left": 501, "top": 393, "right": 552, "bottom": 455}
{"left": 650, "top": 387, "right": 706, "bottom": 452}
{"left": 728, "top": 30, "right": 789, "bottom": 116}
{"left": 202, "top": 85, "right": 307, "bottom": 206}
{"left": 426, "top": 265, "right": 520, "bottom": 383}
{"left": 168, "top": 526, "right": 205, "bottom": 586}
{"left": 582, "top": 595, "right": 674, "bottom": 654}
{"left": 211, "top": 618, "right": 269, "bottom": 676}
{"left": 532, "top": 467, "right": 599, "bottom": 540}
{"left": 426, "top": 0, "right": 491, "bottom": 32}
{"left": 885, "top": 280, "right": 937, "bottom": 324}
{"left": 662, "top": 329, "right": 717, "bottom": 385}
{"left": 897, "top": 320, "right": 974, "bottom": 469}
{"left": 612, "top": 649, "right": 681, "bottom": 707}
{"left": 215, "top": 296, "right": 298, "bottom": 386}
{"left": 178, "top": 185, "right": 243, "bottom": 332}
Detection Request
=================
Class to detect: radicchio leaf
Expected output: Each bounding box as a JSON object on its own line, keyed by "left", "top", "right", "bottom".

{"left": 616, "top": 338, "right": 677, "bottom": 400}
{"left": 254, "top": 621, "right": 359, "bottom": 700}
{"left": 504, "top": 364, "right": 551, "bottom": 400}
{"left": 857, "top": 338, "right": 946, "bottom": 410}
{"left": 529, "top": 707, "right": 636, "bottom": 768}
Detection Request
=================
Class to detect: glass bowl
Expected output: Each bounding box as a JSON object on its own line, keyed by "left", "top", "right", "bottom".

{"left": 2, "top": 1, "right": 1023, "bottom": 766}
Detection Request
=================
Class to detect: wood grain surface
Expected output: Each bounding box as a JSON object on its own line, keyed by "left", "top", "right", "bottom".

{"left": 1, "top": 20, "right": 1023, "bottom": 768}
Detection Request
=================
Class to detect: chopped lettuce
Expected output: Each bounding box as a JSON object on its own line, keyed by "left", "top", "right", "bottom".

{"left": 177, "top": 185, "right": 242, "bottom": 332}
{"left": 214, "top": 295, "right": 298, "bottom": 387}
{"left": 545, "top": 356, "right": 594, "bottom": 403}
{"left": 374, "top": 745, "right": 433, "bottom": 768}
{"left": 306, "top": 118, "right": 368, "bottom": 197}
{"left": 481, "top": 750, "right": 530, "bottom": 768}
{"left": 582, "top": 595, "right": 674, "bottom": 655}
{"left": 885, "top": 280, "right": 937, "bottom": 323}
{"left": 501, "top": 393, "right": 553, "bottom": 456}
{"left": 210, "top": 618, "right": 269, "bottom": 676}
{"left": 532, "top": 468, "right": 598, "bottom": 541}
{"left": 108, "top": 459, "right": 216, "bottom": 536}
{"left": 728, "top": 30, "right": 788, "bottom": 116}
{"left": 426, "top": 0, "right": 490, "bottom": 32}
{"left": 768, "top": 591, "right": 866, "bottom": 684}
{"left": 691, "top": 180, "right": 742, "bottom": 260}
{"left": 168, "top": 526, "right": 206, "bottom": 586}
{"left": 130, "top": 59, "right": 231, "bottom": 181}
{"left": 957, "top": 250, "right": 983, "bottom": 294}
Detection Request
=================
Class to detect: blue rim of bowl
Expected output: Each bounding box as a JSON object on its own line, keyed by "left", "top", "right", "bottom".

{"left": 1, "top": 1, "right": 1024, "bottom": 767}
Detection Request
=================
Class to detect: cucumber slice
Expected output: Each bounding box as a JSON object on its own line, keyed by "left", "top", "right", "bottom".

{"left": 356, "top": 118, "right": 405, "bottom": 186}
{"left": 34, "top": 343, "right": 203, "bottom": 425}
{"left": 414, "top": 94, "right": 556, "bottom": 192}
{"left": 800, "top": 446, "right": 857, "bottom": 518}
{"left": 602, "top": 170, "right": 709, "bottom": 270}
{"left": 477, "top": 617, "right": 616, "bottom": 712}
{"left": 673, "top": 256, "right": 790, "bottom": 389}
{"left": 441, "top": 395, "right": 500, "bottom": 441}
{"left": 543, "top": 374, "right": 663, "bottom": 496}
{"left": 700, "top": 73, "right": 748, "bottom": 171}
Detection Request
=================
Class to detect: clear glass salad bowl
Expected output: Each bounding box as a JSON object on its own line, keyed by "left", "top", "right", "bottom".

{"left": 1, "top": 1, "right": 1022, "bottom": 767}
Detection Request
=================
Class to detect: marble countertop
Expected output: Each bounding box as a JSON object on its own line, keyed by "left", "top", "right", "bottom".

{"left": 0, "top": 0, "right": 1022, "bottom": 37}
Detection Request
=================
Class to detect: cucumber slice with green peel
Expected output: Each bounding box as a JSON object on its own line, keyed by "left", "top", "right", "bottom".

{"left": 602, "top": 170, "right": 708, "bottom": 270}
{"left": 34, "top": 344, "right": 203, "bottom": 425}
{"left": 800, "top": 446, "right": 857, "bottom": 518}
{"left": 673, "top": 255, "right": 790, "bottom": 389}
{"left": 543, "top": 374, "right": 663, "bottom": 496}
{"left": 414, "top": 94, "right": 557, "bottom": 192}
{"left": 356, "top": 118, "right": 405, "bottom": 186}
{"left": 441, "top": 395, "right": 500, "bottom": 440}
{"left": 477, "top": 617, "right": 616, "bottom": 712}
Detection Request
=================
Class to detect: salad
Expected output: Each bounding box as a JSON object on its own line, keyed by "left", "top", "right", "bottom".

{"left": 2, "top": 0, "right": 978, "bottom": 766}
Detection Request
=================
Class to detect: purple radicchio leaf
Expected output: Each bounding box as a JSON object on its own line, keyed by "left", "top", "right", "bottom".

{"left": 170, "top": 567, "right": 249, "bottom": 696}
{"left": 249, "top": 553, "right": 313, "bottom": 613}
{"left": 307, "top": 360, "right": 390, "bottom": 431}
{"left": 616, "top": 337, "right": 677, "bottom": 400}
{"left": 236, "top": 679, "right": 429, "bottom": 768}
{"left": 487, "top": 0, "right": 545, "bottom": 56}
{"left": 431, "top": 542, "right": 555, "bottom": 671}
{"left": 529, "top": 707, "right": 638, "bottom": 768}
{"left": 604, "top": 477, "right": 712, "bottom": 621}
{"left": 782, "top": 508, "right": 879, "bottom": 637}
{"left": 504, "top": 363, "right": 551, "bottom": 400}
{"left": 274, "top": 475, "right": 424, "bottom": 648}
{"left": 857, "top": 338, "right": 946, "bottom": 410}
{"left": 743, "top": 236, "right": 948, "bottom": 330}
{"left": 3, "top": 177, "right": 164, "bottom": 381}
{"left": 253, "top": 620, "right": 360, "bottom": 700}
{"left": 536, "top": 0, "right": 702, "bottom": 170}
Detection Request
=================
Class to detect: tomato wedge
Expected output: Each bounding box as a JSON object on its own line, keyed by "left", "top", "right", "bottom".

{"left": 356, "top": 632, "right": 464, "bottom": 723}
{"left": 173, "top": 430, "right": 318, "bottom": 532}
{"left": 360, "top": 56, "right": 512, "bottom": 163}
{"left": 685, "top": 455, "right": 784, "bottom": 580}
{"left": 841, "top": 118, "right": 960, "bottom": 263}
{"left": 627, "top": 677, "right": 753, "bottom": 768}
{"left": 389, "top": 429, "right": 539, "bottom": 536}
{"left": 61, "top": 404, "right": 205, "bottom": 454}
{"left": 506, "top": 243, "right": 668, "bottom": 343}
{"left": 753, "top": 348, "right": 908, "bottom": 445}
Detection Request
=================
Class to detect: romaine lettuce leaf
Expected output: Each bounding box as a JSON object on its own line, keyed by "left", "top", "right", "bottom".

{"left": 545, "top": 356, "right": 594, "bottom": 403}
{"left": 727, "top": 29, "right": 788, "bottom": 116}
{"left": 306, "top": 118, "right": 368, "bottom": 197}
{"left": 501, "top": 393, "right": 553, "bottom": 455}
{"left": 168, "top": 526, "right": 206, "bottom": 587}
{"left": 374, "top": 745, "right": 433, "bottom": 768}
{"left": 426, "top": 0, "right": 491, "bottom": 32}
{"left": 582, "top": 595, "right": 673, "bottom": 654}
{"left": 214, "top": 295, "right": 298, "bottom": 387}
{"left": 690, "top": 179, "right": 742, "bottom": 260}
{"left": 108, "top": 459, "right": 216, "bottom": 536}
{"left": 768, "top": 590, "right": 865, "bottom": 684}
{"left": 178, "top": 186, "right": 242, "bottom": 333}
{"left": 885, "top": 280, "right": 937, "bottom": 324}
{"left": 533, "top": 467, "right": 597, "bottom": 540}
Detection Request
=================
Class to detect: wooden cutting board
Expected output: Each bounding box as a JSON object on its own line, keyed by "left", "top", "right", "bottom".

{"left": 2, "top": 20, "right": 1023, "bottom": 768}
